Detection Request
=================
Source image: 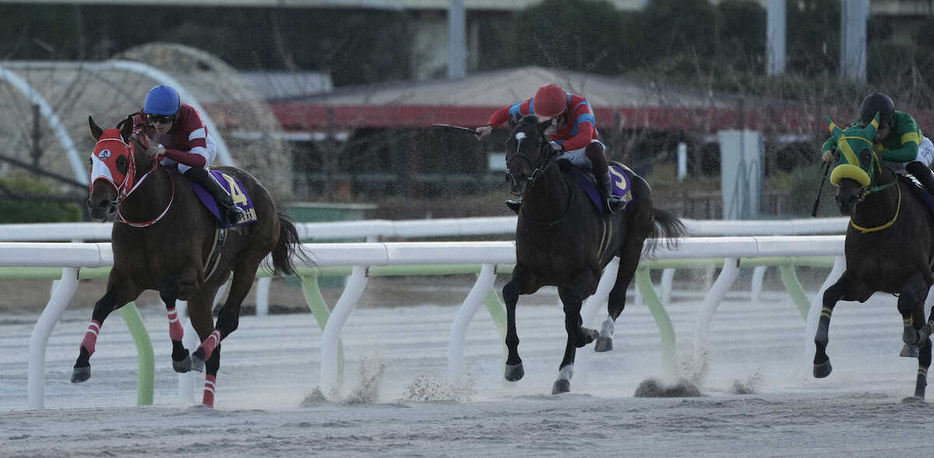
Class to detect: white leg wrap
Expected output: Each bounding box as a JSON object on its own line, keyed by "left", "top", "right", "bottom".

{"left": 600, "top": 316, "right": 615, "bottom": 338}
{"left": 558, "top": 364, "right": 574, "bottom": 382}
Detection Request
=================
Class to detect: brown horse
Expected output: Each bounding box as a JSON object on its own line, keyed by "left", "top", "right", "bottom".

{"left": 816, "top": 116, "right": 934, "bottom": 401}
{"left": 73, "top": 115, "right": 305, "bottom": 407}
{"left": 502, "top": 115, "right": 686, "bottom": 394}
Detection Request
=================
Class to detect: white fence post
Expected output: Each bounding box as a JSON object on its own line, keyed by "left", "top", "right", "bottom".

{"left": 28, "top": 267, "right": 79, "bottom": 410}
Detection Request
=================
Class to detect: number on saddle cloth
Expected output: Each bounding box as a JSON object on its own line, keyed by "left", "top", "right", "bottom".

{"left": 567, "top": 164, "right": 633, "bottom": 213}
{"left": 190, "top": 171, "right": 259, "bottom": 228}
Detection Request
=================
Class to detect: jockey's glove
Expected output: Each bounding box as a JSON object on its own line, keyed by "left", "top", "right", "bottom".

{"left": 549, "top": 141, "right": 565, "bottom": 153}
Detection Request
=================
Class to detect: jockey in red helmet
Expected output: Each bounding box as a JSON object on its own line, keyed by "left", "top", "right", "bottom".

{"left": 134, "top": 85, "right": 244, "bottom": 226}
{"left": 476, "top": 83, "right": 624, "bottom": 214}
{"left": 821, "top": 92, "right": 934, "bottom": 197}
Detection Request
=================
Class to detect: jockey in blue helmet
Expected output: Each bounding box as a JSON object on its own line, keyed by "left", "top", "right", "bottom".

{"left": 136, "top": 85, "right": 244, "bottom": 225}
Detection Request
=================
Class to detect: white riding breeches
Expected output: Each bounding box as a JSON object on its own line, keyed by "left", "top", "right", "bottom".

{"left": 886, "top": 135, "right": 934, "bottom": 172}
{"left": 556, "top": 139, "right": 605, "bottom": 171}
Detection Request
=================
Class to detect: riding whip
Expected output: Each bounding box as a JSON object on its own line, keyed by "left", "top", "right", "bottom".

{"left": 431, "top": 124, "right": 479, "bottom": 137}
{"left": 811, "top": 161, "right": 831, "bottom": 217}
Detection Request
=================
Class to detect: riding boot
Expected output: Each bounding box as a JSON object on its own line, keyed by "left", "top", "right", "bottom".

{"left": 596, "top": 171, "right": 625, "bottom": 214}
{"left": 906, "top": 161, "right": 934, "bottom": 196}
{"left": 183, "top": 167, "right": 245, "bottom": 225}
{"left": 505, "top": 199, "right": 522, "bottom": 214}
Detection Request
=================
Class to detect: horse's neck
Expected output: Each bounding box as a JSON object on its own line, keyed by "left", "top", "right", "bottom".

{"left": 521, "top": 162, "right": 569, "bottom": 221}
{"left": 852, "top": 174, "right": 900, "bottom": 228}
{"left": 119, "top": 164, "right": 173, "bottom": 222}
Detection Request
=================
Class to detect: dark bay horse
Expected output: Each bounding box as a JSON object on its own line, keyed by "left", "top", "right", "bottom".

{"left": 816, "top": 115, "right": 934, "bottom": 401}
{"left": 74, "top": 115, "right": 305, "bottom": 407}
{"left": 502, "top": 115, "right": 686, "bottom": 394}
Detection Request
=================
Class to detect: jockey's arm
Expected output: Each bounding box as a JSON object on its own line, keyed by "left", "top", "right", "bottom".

{"left": 558, "top": 121, "right": 595, "bottom": 151}
{"left": 486, "top": 100, "right": 531, "bottom": 128}
{"left": 163, "top": 146, "right": 207, "bottom": 168}
{"left": 878, "top": 137, "right": 919, "bottom": 164}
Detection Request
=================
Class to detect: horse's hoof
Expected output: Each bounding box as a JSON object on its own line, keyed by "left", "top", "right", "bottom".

{"left": 813, "top": 360, "right": 832, "bottom": 378}
{"left": 900, "top": 344, "right": 920, "bottom": 358}
{"left": 71, "top": 366, "right": 90, "bottom": 383}
{"left": 173, "top": 355, "right": 192, "bottom": 373}
{"left": 190, "top": 350, "right": 205, "bottom": 373}
{"left": 594, "top": 336, "right": 613, "bottom": 352}
{"left": 504, "top": 363, "right": 524, "bottom": 382}
{"left": 901, "top": 396, "right": 925, "bottom": 404}
{"left": 552, "top": 379, "right": 571, "bottom": 395}
{"left": 904, "top": 328, "right": 923, "bottom": 346}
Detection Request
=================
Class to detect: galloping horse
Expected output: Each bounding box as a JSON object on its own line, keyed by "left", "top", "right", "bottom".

{"left": 74, "top": 115, "right": 305, "bottom": 407}
{"left": 816, "top": 115, "right": 934, "bottom": 401}
{"left": 502, "top": 115, "right": 686, "bottom": 394}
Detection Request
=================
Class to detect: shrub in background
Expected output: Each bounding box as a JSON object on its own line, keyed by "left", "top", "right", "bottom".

{"left": 0, "top": 176, "right": 83, "bottom": 223}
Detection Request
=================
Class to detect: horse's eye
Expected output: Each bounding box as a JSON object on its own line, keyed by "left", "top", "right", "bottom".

{"left": 115, "top": 155, "right": 128, "bottom": 175}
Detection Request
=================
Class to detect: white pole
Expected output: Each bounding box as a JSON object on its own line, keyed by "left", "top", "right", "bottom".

{"left": 447, "top": 263, "right": 495, "bottom": 384}
{"left": 28, "top": 267, "right": 79, "bottom": 410}
{"left": 320, "top": 265, "right": 367, "bottom": 398}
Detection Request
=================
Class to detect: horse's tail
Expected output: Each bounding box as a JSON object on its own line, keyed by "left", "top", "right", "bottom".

{"left": 270, "top": 211, "right": 312, "bottom": 277}
{"left": 644, "top": 208, "right": 688, "bottom": 256}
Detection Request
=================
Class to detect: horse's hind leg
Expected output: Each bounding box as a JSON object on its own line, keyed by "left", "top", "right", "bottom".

{"left": 596, "top": 221, "right": 648, "bottom": 353}
{"left": 191, "top": 257, "right": 261, "bottom": 369}
{"left": 72, "top": 280, "right": 138, "bottom": 383}
{"left": 898, "top": 273, "right": 930, "bottom": 358}
{"left": 911, "top": 336, "right": 932, "bottom": 401}
{"left": 160, "top": 274, "right": 192, "bottom": 373}
{"left": 553, "top": 286, "right": 599, "bottom": 394}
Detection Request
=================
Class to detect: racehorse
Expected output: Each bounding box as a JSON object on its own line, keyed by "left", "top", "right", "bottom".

{"left": 502, "top": 115, "right": 686, "bottom": 394}
{"left": 816, "top": 115, "right": 934, "bottom": 401}
{"left": 74, "top": 115, "right": 306, "bottom": 407}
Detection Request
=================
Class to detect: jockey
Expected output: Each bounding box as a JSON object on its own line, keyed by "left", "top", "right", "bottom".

{"left": 134, "top": 85, "right": 244, "bottom": 225}
{"left": 821, "top": 92, "right": 934, "bottom": 196}
{"left": 476, "top": 83, "right": 625, "bottom": 214}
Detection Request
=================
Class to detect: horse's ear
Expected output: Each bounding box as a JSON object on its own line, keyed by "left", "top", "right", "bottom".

{"left": 537, "top": 119, "right": 550, "bottom": 135}
{"left": 826, "top": 117, "right": 843, "bottom": 140}
{"left": 89, "top": 115, "right": 103, "bottom": 140}
{"left": 118, "top": 115, "right": 134, "bottom": 142}
{"left": 866, "top": 113, "right": 880, "bottom": 136}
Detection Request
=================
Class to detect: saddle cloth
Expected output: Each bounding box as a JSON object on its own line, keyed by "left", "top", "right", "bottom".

{"left": 191, "top": 170, "right": 258, "bottom": 228}
{"left": 899, "top": 173, "right": 934, "bottom": 216}
{"left": 567, "top": 164, "right": 633, "bottom": 214}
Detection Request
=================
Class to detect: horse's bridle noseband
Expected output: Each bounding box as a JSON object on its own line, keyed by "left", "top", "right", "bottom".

{"left": 507, "top": 130, "right": 557, "bottom": 195}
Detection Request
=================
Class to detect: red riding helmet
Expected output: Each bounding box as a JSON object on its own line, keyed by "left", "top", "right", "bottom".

{"left": 533, "top": 84, "right": 567, "bottom": 118}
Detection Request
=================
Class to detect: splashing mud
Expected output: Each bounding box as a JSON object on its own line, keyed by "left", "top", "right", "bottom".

{"left": 633, "top": 378, "right": 703, "bottom": 398}
{"left": 401, "top": 375, "right": 473, "bottom": 402}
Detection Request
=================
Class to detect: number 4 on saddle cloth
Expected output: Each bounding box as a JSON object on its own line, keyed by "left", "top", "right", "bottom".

{"left": 191, "top": 171, "right": 258, "bottom": 228}
{"left": 567, "top": 164, "right": 633, "bottom": 214}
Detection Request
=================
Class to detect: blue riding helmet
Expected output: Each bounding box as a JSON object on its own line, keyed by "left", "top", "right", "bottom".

{"left": 144, "top": 85, "right": 180, "bottom": 116}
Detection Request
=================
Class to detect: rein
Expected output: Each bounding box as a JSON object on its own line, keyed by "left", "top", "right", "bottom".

{"left": 509, "top": 127, "right": 571, "bottom": 224}
{"left": 115, "top": 146, "right": 175, "bottom": 228}
{"left": 851, "top": 171, "right": 901, "bottom": 234}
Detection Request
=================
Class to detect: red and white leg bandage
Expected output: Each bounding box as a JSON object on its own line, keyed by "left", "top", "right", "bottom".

{"left": 81, "top": 320, "right": 102, "bottom": 355}
{"left": 199, "top": 330, "right": 221, "bottom": 360}
{"left": 166, "top": 307, "right": 184, "bottom": 341}
{"left": 202, "top": 374, "right": 216, "bottom": 408}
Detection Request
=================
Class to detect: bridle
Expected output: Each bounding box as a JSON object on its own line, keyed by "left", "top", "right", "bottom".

{"left": 506, "top": 128, "right": 557, "bottom": 195}
{"left": 91, "top": 134, "right": 174, "bottom": 228}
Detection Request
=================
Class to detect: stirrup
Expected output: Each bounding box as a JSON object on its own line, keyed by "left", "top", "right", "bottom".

{"left": 605, "top": 197, "right": 625, "bottom": 214}
{"left": 505, "top": 199, "right": 522, "bottom": 214}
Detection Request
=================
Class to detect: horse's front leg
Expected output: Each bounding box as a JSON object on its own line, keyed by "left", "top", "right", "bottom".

{"left": 814, "top": 273, "right": 853, "bottom": 378}
{"left": 72, "top": 282, "right": 137, "bottom": 383}
{"left": 160, "top": 273, "right": 192, "bottom": 373}
{"left": 502, "top": 266, "right": 531, "bottom": 382}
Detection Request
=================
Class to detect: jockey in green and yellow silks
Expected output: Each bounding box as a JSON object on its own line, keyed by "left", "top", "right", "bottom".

{"left": 822, "top": 92, "right": 934, "bottom": 196}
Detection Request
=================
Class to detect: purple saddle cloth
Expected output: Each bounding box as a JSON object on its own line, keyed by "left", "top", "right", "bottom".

{"left": 567, "top": 164, "right": 633, "bottom": 214}
{"left": 191, "top": 170, "right": 258, "bottom": 228}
